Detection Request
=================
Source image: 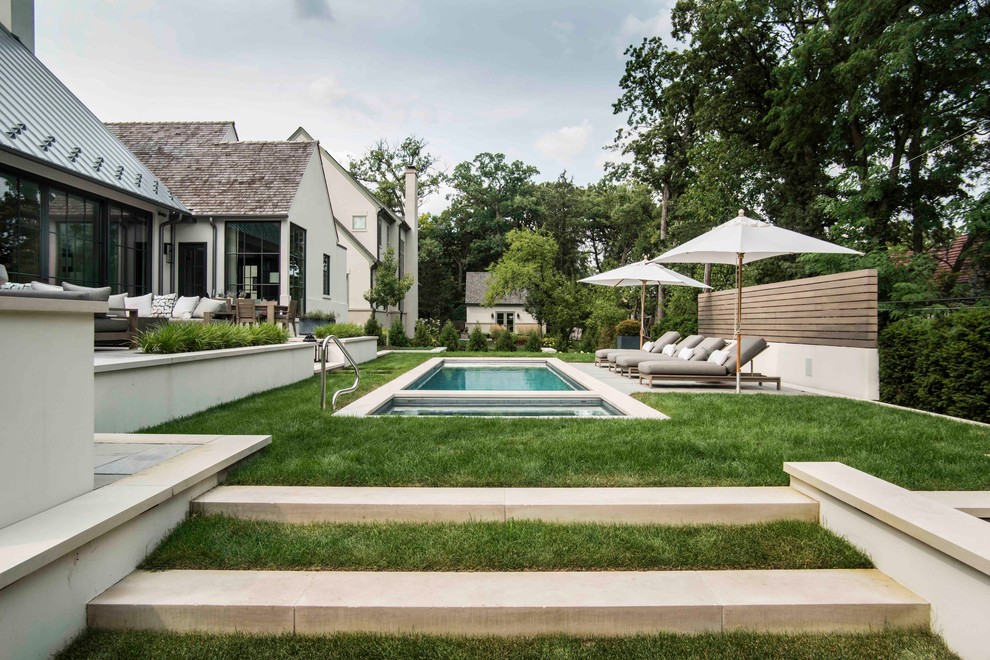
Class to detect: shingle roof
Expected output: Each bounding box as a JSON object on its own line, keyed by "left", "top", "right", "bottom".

{"left": 107, "top": 122, "right": 316, "bottom": 216}
{"left": 464, "top": 271, "right": 527, "bottom": 305}
{"left": 0, "top": 25, "right": 188, "bottom": 212}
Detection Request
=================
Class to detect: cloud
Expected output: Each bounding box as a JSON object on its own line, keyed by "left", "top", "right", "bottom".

{"left": 535, "top": 120, "right": 593, "bottom": 163}
{"left": 616, "top": 4, "right": 676, "bottom": 52}
{"left": 550, "top": 20, "right": 575, "bottom": 55}
{"left": 294, "top": 0, "right": 334, "bottom": 22}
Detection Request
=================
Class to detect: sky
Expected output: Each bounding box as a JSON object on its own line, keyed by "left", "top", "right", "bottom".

{"left": 35, "top": 0, "right": 676, "bottom": 213}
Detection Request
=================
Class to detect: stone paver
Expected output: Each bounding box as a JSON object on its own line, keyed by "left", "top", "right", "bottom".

{"left": 88, "top": 569, "right": 928, "bottom": 636}
{"left": 191, "top": 485, "right": 819, "bottom": 524}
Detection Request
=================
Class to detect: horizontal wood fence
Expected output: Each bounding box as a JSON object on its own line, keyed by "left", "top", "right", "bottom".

{"left": 698, "top": 269, "right": 878, "bottom": 348}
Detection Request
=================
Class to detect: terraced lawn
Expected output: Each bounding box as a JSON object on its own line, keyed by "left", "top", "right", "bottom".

{"left": 142, "top": 353, "right": 990, "bottom": 490}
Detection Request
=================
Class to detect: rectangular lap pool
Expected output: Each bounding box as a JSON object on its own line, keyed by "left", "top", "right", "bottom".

{"left": 334, "top": 358, "right": 666, "bottom": 420}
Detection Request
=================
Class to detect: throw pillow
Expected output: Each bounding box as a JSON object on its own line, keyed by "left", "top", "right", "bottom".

{"left": 62, "top": 282, "right": 112, "bottom": 302}
{"left": 677, "top": 347, "right": 695, "bottom": 360}
{"left": 661, "top": 344, "right": 677, "bottom": 357}
{"left": 171, "top": 295, "right": 201, "bottom": 319}
{"left": 1, "top": 282, "right": 29, "bottom": 290}
{"left": 108, "top": 293, "right": 127, "bottom": 311}
{"left": 31, "top": 281, "right": 63, "bottom": 292}
{"left": 125, "top": 292, "right": 153, "bottom": 318}
{"left": 708, "top": 348, "right": 730, "bottom": 366}
{"left": 192, "top": 297, "right": 227, "bottom": 319}
{"left": 641, "top": 341, "right": 655, "bottom": 352}
{"left": 151, "top": 293, "right": 177, "bottom": 318}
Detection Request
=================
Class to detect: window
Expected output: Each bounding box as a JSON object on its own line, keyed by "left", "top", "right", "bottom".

{"left": 108, "top": 204, "right": 150, "bottom": 296}
{"left": 0, "top": 169, "right": 42, "bottom": 283}
{"left": 289, "top": 224, "right": 306, "bottom": 313}
{"left": 352, "top": 215, "right": 366, "bottom": 231}
{"left": 496, "top": 312, "right": 515, "bottom": 332}
{"left": 322, "top": 254, "right": 331, "bottom": 296}
{"left": 48, "top": 187, "right": 102, "bottom": 287}
{"left": 225, "top": 221, "right": 280, "bottom": 300}
{"left": 377, "top": 217, "right": 385, "bottom": 259}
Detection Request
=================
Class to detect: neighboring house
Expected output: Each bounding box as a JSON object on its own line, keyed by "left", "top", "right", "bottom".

{"left": 107, "top": 122, "right": 348, "bottom": 318}
{"left": 464, "top": 272, "right": 542, "bottom": 334}
{"left": 0, "top": 19, "right": 189, "bottom": 295}
{"left": 289, "top": 127, "right": 418, "bottom": 335}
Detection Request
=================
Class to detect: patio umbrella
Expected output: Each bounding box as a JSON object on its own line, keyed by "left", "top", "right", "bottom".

{"left": 652, "top": 210, "right": 862, "bottom": 392}
{"left": 579, "top": 260, "right": 710, "bottom": 348}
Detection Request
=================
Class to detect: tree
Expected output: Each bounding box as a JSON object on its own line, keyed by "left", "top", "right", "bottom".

{"left": 364, "top": 246, "right": 413, "bottom": 325}
{"left": 348, "top": 136, "right": 445, "bottom": 218}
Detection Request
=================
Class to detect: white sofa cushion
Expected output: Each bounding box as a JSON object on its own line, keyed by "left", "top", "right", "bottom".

{"left": 125, "top": 293, "right": 153, "bottom": 317}
{"left": 171, "top": 296, "right": 201, "bottom": 319}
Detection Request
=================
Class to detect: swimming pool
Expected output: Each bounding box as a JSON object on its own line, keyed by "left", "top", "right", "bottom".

{"left": 408, "top": 363, "right": 584, "bottom": 391}
{"left": 334, "top": 358, "right": 666, "bottom": 420}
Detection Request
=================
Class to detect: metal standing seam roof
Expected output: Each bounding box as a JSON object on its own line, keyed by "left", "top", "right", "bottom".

{"left": 464, "top": 271, "right": 527, "bottom": 305}
{"left": 0, "top": 25, "right": 188, "bottom": 213}
{"left": 108, "top": 122, "right": 318, "bottom": 217}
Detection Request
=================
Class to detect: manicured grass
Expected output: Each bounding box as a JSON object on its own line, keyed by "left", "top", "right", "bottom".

{"left": 59, "top": 629, "right": 957, "bottom": 659}
{"left": 143, "top": 354, "right": 989, "bottom": 490}
{"left": 141, "top": 517, "right": 870, "bottom": 572}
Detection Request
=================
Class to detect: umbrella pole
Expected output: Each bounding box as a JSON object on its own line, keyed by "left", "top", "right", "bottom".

{"left": 736, "top": 253, "right": 743, "bottom": 394}
{"left": 640, "top": 281, "right": 646, "bottom": 349}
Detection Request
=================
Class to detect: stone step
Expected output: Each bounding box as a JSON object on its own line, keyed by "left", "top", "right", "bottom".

{"left": 190, "top": 486, "right": 818, "bottom": 524}
{"left": 88, "top": 569, "right": 928, "bottom": 636}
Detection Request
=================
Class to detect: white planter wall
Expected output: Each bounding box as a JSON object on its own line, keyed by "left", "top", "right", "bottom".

{"left": 751, "top": 343, "right": 879, "bottom": 400}
{"left": 324, "top": 336, "right": 378, "bottom": 365}
{"left": 94, "top": 343, "right": 314, "bottom": 432}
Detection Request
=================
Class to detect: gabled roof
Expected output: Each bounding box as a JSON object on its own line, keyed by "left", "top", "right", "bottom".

{"left": 289, "top": 126, "right": 406, "bottom": 228}
{"left": 108, "top": 122, "right": 316, "bottom": 216}
{"left": 0, "top": 25, "right": 188, "bottom": 212}
{"left": 334, "top": 217, "right": 378, "bottom": 265}
{"left": 465, "top": 271, "right": 526, "bottom": 305}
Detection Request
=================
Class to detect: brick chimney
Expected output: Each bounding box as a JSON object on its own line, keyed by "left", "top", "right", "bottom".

{"left": 0, "top": 0, "right": 34, "bottom": 53}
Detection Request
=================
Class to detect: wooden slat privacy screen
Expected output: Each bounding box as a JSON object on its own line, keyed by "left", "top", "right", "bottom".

{"left": 697, "top": 269, "right": 878, "bottom": 348}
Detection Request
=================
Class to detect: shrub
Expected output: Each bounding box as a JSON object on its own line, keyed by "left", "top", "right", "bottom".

{"left": 438, "top": 320, "right": 460, "bottom": 351}
{"left": 387, "top": 318, "right": 409, "bottom": 347}
{"left": 577, "top": 328, "right": 597, "bottom": 353}
{"left": 879, "top": 308, "right": 990, "bottom": 423}
{"left": 314, "top": 322, "right": 365, "bottom": 339}
{"left": 524, "top": 330, "right": 542, "bottom": 352}
{"left": 598, "top": 323, "right": 617, "bottom": 349}
{"left": 489, "top": 324, "right": 506, "bottom": 342}
{"left": 615, "top": 319, "right": 641, "bottom": 336}
{"left": 467, "top": 323, "right": 488, "bottom": 351}
{"left": 494, "top": 330, "right": 516, "bottom": 352}
{"left": 300, "top": 310, "right": 336, "bottom": 322}
{"left": 542, "top": 335, "right": 557, "bottom": 349}
{"left": 413, "top": 319, "right": 437, "bottom": 347}
{"left": 137, "top": 322, "right": 288, "bottom": 354}
{"left": 364, "top": 316, "right": 384, "bottom": 346}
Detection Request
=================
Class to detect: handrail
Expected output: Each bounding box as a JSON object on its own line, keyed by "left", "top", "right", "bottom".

{"left": 319, "top": 335, "right": 361, "bottom": 411}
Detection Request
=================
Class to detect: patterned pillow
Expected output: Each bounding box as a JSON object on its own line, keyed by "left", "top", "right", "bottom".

{"left": 150, "top": 293, "right": 177, "bottom": 318}
{"left": 0, "top": 282, "right": 30, "bottom": 290}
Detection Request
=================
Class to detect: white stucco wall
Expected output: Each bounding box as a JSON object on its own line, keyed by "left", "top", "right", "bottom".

{"left": 0, "top": 298, "right": 97, "bottom": 529}
{"left": 750, "top": 342, "right": 879, "bottom": 400}
{"left": 465, "top": 304, "right": 541, "bottom": 333}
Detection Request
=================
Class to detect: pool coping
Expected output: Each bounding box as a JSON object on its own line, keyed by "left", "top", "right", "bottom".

{"left": 334, "top": 357, "right": 666, "bottom": 419}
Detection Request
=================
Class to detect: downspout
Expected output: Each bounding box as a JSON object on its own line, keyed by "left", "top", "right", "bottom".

{"left": 208, "top": 216, "right": 217, "bottom": 296}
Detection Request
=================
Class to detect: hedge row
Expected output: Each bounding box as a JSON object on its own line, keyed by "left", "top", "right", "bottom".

{"left": 878, "top": 308, "right": 990, "bottom": 423}
{"left": 137, "top": 322, "right": 289, "bottom": 354}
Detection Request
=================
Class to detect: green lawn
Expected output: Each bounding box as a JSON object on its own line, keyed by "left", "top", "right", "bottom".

{"left": 59, "top": 629, "right": 956, "bottom": 660}
{"left": 143, "top": 354, "right": 989, "bottom": 490}
{"left": 141, "top": 517, "right": 870, "bottom": 572}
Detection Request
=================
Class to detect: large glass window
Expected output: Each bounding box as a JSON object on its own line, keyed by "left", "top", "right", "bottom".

{"left": 108, "top": 204, "right": 150, "bottom": 296}
{"left": 0, "top": 170, "right": 41, "bottom": 283}
{"left": 225, "top": 221, "right": 280, "bottom": 300}
{"left": 48, "top": 187, "right": 102, "bottom": 287}
{"left": 289, "top": 223, "right": 305, "bottom": 312}
{"left": 322, "top": 254, "right": 331, "bottom": 296}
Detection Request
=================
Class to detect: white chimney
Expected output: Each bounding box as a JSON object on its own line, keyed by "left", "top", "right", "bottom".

{"left": 403, "top": 166, "right": 419, "bottom": 333}
{"left": 0, "top": 0, "right": 34, "bottom": 53}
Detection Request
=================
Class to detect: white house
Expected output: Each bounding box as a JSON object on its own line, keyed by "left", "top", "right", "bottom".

{"left": 289, "top": 127, "right": 418, "bottom": 335}
{"left": 107, "top": 122, "right": 348, "bottom": 318}
{"left": 464, "top": 271, "right": 542, "bottom": 334}
{"left": 0, "top": 18, "right": 189, "bottom": 295}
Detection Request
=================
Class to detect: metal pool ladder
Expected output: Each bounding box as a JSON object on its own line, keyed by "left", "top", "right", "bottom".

{"left": 319, "top": 335, "right": 361, "bottom": 411}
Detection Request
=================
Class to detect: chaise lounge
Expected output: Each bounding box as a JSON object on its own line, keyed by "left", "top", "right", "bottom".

{"left": 612, "top": 334, "right": 706, "bottom": 376}
{"left": 595, "top": 330, "right": 681, "bottom": 368}
{"left": 637, "top": 337, "right": 781, "bottom": 390}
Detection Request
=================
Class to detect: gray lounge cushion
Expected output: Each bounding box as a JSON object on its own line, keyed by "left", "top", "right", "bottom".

{"left": 94, "top": 316, "right": 130, "bottom": 332}
{"left": 614, "top": 351, "right": 663, "bottom": 368}
{"left": 31, "top": 280, "right": 63, "bottom": 291}
{"left": 0, "top": 289, "right": 87, "bottom": 301}
{"left": 595, "top": 349, "right": 612, "bottom": 358}
{"left": 691, "top": 337, "right": 726, "bottom": 361}
{"left": 639, "top": 360, "right": 730, "bottom": 377}
{"left": 723, "top": 337, "right": 769, "bottom": 372}
{"left": 649, "top": 330, "right": 681, "bottom": 352}
{"left": 62, "top": 282, "right": 112, "bottom": 302}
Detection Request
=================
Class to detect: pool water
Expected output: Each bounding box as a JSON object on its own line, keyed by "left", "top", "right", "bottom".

{"left": 409, "top": 365, "right": 584, "bottom": 391}
{"left": 376, "top": 397, "right": 622, "bottom": 417}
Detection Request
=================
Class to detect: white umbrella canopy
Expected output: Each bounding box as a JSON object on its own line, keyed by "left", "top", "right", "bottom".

{"left": 652, "top": 210, "right": 862, "bottom": 391}
{"left": 579, "top": 260, "right": 710, "bottom": 348}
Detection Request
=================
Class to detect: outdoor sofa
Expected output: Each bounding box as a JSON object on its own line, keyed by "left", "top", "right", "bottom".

{"left": 638, "top": 336, "right": 781, "bottom": 390}
{"left": 612, "top": 334, "right": 706, "bottom": 375}
{"left": 594, "top": 330, "right": 681, "bottom": 367}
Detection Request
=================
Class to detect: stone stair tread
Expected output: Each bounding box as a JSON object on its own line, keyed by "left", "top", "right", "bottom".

{"left": 191, "top": 486, "right": 818, "bottom": 524}
{"left": 88, "top": 569, "right": 928, "bottom": 636}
